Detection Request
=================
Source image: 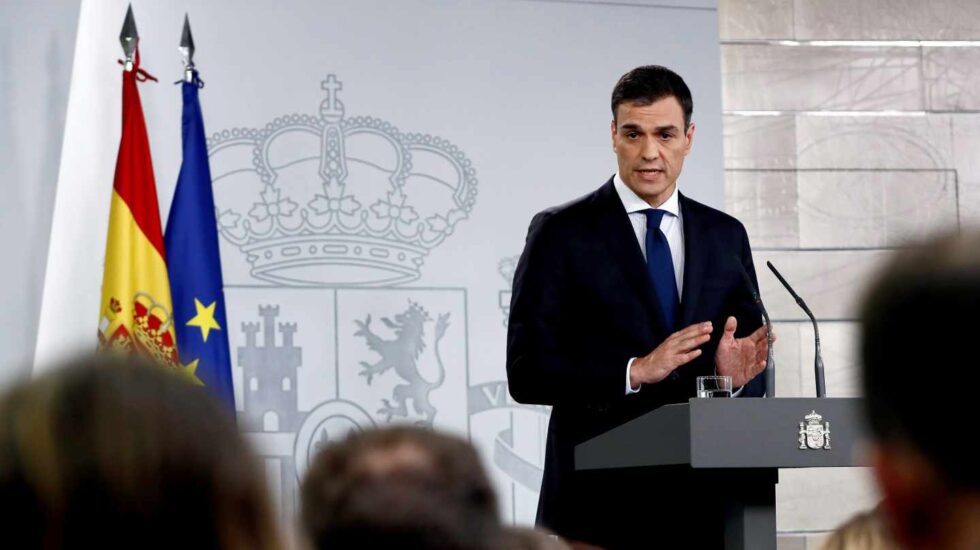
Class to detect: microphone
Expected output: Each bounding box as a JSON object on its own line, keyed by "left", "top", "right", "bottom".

{"left": 766, "top": 261, "right": 827, "bottom": 398}
{"left": 735, "top": 257, "right": 775, "bottom": 398}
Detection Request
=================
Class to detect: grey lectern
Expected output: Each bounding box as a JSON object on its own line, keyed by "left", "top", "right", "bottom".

{"left": 575, "top": 398, "right": 865, "bottom": 550}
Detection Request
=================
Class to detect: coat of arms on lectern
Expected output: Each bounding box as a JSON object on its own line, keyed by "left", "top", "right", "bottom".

{"left": 798, "top": 410, "right": 831, "bottom": 450}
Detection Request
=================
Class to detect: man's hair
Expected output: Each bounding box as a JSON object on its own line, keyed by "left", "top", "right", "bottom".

{"left": 859, "top": 229, "right": 980, "bottom": 490}
{"left": 300, "top": 426, "right": 502, "bottom": 550}
{"left": 0, "top": 353, "right": 282, "bottom": 549}
{"left": 820, "top": 507, "right": 895, "bottom": 550}
{"left": 611, "top": 65, "right": 693, "bottom": 127}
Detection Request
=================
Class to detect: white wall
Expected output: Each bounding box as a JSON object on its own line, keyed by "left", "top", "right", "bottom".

{"left": 25, "top": 0, "right": 726, "bottom": 529}
{"left": 0, "top": 0, "right": 80, "bottom": 386}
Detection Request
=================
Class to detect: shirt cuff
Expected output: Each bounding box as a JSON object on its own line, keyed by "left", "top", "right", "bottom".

{"left": 626, "top": 357, "right": 641, "bottom": 394}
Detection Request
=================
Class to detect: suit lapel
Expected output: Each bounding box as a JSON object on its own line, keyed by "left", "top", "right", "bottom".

{"left": 678, "top": 192, "right": 706, "bottom": 327}
{"left": 592, "top": 179, "right": 666, "bottom": 335}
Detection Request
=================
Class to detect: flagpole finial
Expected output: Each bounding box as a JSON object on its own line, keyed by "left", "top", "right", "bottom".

{"left": 119, "top": 4, "right": 138, "bottom": 71}
{"left": 180, "top": 14, "right": 196, "bottom": 82}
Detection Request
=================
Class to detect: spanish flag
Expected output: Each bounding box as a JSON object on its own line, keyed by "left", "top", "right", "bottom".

{"left": 97, "top": 51, "right": 182, "bottom": 371}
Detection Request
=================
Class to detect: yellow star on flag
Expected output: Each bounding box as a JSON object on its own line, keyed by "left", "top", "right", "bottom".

{"left": 186, "top": 298, "right": 221, "bottom": 342}
{"left": 180, "top": 358, "right": 204, "bottom": 386}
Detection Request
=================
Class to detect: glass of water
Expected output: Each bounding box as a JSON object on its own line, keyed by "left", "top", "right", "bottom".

{"left": 696, "top": 375, "right": 732, "bottom": 398}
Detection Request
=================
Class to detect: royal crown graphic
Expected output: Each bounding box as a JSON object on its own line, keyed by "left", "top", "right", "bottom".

{"left": 207, "top": 75, "right": 478, "bottom": 287}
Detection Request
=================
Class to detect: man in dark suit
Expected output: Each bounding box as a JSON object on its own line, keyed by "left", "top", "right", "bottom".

{"left": 506, "top": 66, "right": 772, "bottom": 549}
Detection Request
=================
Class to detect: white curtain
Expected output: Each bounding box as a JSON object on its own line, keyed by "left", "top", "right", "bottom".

{"left": 0, "top": 0, "right": 80, "bottom": 385}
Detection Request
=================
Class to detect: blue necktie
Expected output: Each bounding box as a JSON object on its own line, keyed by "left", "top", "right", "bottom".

{"left": 644, "top": 209, "right": 679, "bottom": 333}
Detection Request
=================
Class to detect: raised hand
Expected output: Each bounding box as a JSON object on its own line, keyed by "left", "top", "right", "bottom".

{"left": 630, "top": 321, "right": 713, "bottom": 388}
{"left": 714, "top": 316, "right": 774, "bottom": 387}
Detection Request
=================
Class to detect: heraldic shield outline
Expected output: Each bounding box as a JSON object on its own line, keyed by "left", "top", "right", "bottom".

{"left": 210, "top": 74, "right": 546, "bottom": 525}
{"left": 798, "top": 410, "right": 832, "bottom": 450}
{"left": 226, "top": 288, "right": 469, "bottom": 519}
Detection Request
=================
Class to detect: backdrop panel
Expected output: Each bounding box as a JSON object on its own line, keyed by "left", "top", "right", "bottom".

{"left": 34, "top": 0, "right": 723, "bottom": 524}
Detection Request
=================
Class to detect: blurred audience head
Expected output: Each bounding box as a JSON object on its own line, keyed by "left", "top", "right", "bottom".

{"left": 300, "top": 425, "right": 503, "bottom": 550}
{"left": 820, "top": 507, "right": 897, "bottom": 550}
{"left": 504, "top": 526, "right": 572, "bottom": 550}
{"left": 0, "top": 352, "right": 281, "bottom": 549}
{"left": 860, "top": 229, "right": 980, "bottom": 550}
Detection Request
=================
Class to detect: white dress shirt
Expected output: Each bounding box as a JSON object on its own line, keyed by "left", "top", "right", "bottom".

{"left": 613, "top": 173, "right": 685, "bottom": 394}
{"left": 613, "top": 173, "right": 685, "bottom": 294}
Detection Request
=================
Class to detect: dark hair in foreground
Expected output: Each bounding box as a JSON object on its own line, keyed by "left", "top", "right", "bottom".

{"left": 860, "top": 230, "right": 980, "bottom": 490}
{"left": 0, "top": 353, "right": 281, "bottom": 549}
{"left": 301, "top": 425, "right": 502, "bottom": 550}
{"left": 611, "top": 65, "right": 693, "bottom": 127}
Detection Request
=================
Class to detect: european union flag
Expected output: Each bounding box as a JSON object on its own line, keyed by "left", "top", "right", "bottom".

{"left": 165, "top": 75, "right": 235, "bottom": 410}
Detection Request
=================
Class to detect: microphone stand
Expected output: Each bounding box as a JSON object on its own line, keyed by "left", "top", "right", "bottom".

{"left": 767, "top": 261, "right": 826, "bottom": 398}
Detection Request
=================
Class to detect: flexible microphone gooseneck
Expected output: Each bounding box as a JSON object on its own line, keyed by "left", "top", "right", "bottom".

{"left": 767, "top": 261, "right": 826, "bottom": 398}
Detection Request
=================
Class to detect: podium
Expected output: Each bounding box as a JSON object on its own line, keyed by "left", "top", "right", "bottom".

{"left": 575, "top": 398, "right": 865, "bottom": 550}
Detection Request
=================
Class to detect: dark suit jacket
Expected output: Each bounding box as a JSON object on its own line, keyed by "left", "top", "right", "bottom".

{"left": 506, "top": 178, "right": 765, "bottom": 548}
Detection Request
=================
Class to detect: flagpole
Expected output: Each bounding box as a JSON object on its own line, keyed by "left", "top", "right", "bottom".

{"left": 179, "top": 13, "right": 195, "bottom": 83}
{"left": 119, "top": 4, "right": 137, "bottom": 72}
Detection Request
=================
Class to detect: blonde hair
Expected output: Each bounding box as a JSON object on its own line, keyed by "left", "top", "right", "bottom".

{"left": 820, "top": 508, "right": 897, "bottom": 550}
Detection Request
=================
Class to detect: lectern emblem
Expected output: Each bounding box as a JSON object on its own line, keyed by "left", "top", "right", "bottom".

{"left": 798, "top": 410, "right": 831, "bottom": 450}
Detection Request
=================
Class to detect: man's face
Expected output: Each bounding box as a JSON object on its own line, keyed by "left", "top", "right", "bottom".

{"left": 611, "top": 96, "right": 695, "bottom": 207}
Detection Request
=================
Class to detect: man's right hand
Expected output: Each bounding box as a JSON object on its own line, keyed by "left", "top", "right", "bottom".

{"left": 629, "top": 321, "right": 713, "bottom": 388}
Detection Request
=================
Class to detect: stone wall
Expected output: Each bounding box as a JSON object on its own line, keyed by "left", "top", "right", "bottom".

{"left": 719, "top": 1, "right": 980, "bottom": 547}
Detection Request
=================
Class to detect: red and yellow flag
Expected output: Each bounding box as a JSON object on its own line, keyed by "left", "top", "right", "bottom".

{"left": 97, "top": 53, "right": 179, "bottom": 368}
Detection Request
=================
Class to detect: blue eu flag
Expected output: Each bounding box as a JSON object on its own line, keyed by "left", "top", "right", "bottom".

{"left": 165, "top": 76, "right": 235, "bottom": 410}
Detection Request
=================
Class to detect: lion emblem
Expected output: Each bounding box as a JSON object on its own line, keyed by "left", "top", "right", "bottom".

{"left": 355, "top": 301, "right": 450, "bottom": 425}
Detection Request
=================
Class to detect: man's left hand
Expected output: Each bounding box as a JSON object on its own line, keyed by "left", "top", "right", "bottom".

{"left": 714, "top": 316, "right": 775, "bottom": 388}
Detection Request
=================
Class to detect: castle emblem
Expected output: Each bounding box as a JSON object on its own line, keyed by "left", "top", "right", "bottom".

{"left": 238, "top": 305, "right": 303, "bottom": 433}
{"left": 798, "top": 410, "right": 831, "bottom": 450}
{"left": 208, "top": 74, "right": 478, "bottom": 287}
{"left": 355, "top": 301, "right": 450, "bottom": 425}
